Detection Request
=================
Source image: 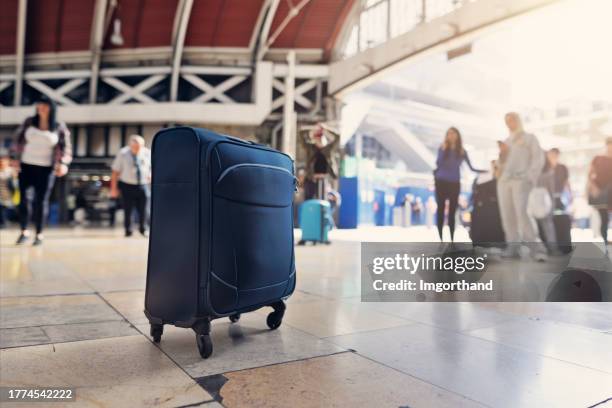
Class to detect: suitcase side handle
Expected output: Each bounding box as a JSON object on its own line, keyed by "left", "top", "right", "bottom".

{"left": 224, "top": 134, "right": 270, "bottom": 148}
{"left": 224, "top": 134, "right": 255, "bottom": 145}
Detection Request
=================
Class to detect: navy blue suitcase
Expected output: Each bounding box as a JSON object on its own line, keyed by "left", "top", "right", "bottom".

{"left": 144, "top": 127, "right": 296, "bottom": 358}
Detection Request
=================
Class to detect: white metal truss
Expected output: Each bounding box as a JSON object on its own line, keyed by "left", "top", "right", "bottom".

{"left": 26, "top": 78, "right": 86, "bottom": 106}
{"left": 181, "top": 66, "right": 251, "bottom": 76}
{"left": 0, "top": 62, "right": 280, "bottom": 125}
{"left": 0, "top": 25, "right": 334, "bottom": 128}
{"left": 269, "top": 64, "right": 328, "bottom": 114}
{"left": 102, "top": 75, "right": 166, "bottom": 105}
{"left": 272, "top": 78, "right": 319, "bottom": 111}
{"left": 182, "top": 74, "right": 247, "bottom": 104}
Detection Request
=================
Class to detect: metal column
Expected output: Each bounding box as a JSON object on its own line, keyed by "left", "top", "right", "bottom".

{"left": 170, "top": 0, "right": 194, "bottom": 102}
{"left": 282, "top": 50, "right": 296, "bottom": 158}
{"left": 89, "top": 0, "right": 108, "bottom": 104}
{"left": 14, "top": 0, "right": 27, "bottom": 106}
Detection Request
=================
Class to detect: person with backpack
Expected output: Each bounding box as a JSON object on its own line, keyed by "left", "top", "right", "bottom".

{"left": 530, "top": 152, "right": 559, "bottom": 254}
{"left": 497, "top": 112, "right": 547, "bottom": 261}
{"left": 11, "top": 96, "right": 72, "bottom": 245}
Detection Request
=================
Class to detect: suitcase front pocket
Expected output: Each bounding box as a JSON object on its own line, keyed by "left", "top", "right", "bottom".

{"left": 215, "top": 163, "right": 295, "bottom": 207}
{"left": 210, "top": 163, "right": 295, "bottom": 313}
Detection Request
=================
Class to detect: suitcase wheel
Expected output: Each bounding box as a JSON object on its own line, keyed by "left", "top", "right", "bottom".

{"left": 266, "top": 300, "right": 286, "bottom": 330}
{"left": 196, "top": 334, "right": 213, "bottom": 359}
{"left": 266, "top": 312, "right": 282, "bottom": 330}
{"left": 150, "top": 324, "right": 163, "bottom": 343}
{"left": 229, "top": 313, "right": 241, "bottom": 323}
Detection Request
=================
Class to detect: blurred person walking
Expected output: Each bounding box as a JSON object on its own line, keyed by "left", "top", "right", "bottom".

{"left": 587, "top": 137, "right": 612, "bottom": 250}
{"left": 547, "top": 148, "right": 571, "bottom": 210}
{"left": 425, "top": 196, "right": 437, "bottom": 229}
{"left": 402, "top": 194, "right": 413, "bottom": 227}
{"left": 496, "top": 112, "right": 547, "bottom": 261}
{"left": 110, "top": 135, "right": 151, "bottom": 237}
{"left": 11, "top": 96, "right": 72, "bottom": 245}
{"left": 412, "top": 197, "right": 423, "bottom": 226}
{"left": 531, "top": 153, "right": 558, "bottom": 254}
{"left": 433, "top": 127, "right": 484, "bottom": 242}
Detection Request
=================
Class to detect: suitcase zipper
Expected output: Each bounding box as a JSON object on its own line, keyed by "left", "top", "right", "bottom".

{"left": 205, "top": 140, "right": 294, "bottom": 169}
{"left": 216, "top": 163, "right": 296, "bottom": 185}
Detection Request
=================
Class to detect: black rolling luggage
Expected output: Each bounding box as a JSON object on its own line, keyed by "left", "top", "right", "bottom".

{"left": 144, "top": 127, "right": 296, "bottom": 358}
{"left": 553, "top": 213, "right": 572, "bottom": 254}
{"left": 537, "top": 213, "right": 573, "bottom": 254}
{"left": 470, "top": 177, "right": 505, "bottom": 247}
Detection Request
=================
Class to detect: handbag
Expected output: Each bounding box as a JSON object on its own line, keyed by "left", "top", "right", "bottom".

{"left": 527, "top": 187, "right": 552, "bottom": 219}
{"left": 588, "top": 186, "right": 610, "bottom": 208}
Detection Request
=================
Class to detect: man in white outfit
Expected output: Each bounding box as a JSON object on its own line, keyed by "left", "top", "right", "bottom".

{"left": 497, "top": 112, "right": 548, "bottom": 261}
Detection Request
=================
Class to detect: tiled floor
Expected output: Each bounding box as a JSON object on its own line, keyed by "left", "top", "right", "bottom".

{"left": 1, "top": 226, "right": 611, "bottom": 408}
{"left": 219, "top": 352, "right": 486, "bottom": 408}
{"left": 0, "top": 335, "right": 214, "bottom": 407}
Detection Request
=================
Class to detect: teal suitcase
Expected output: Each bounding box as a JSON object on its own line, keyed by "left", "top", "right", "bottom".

{"left": 298, "top": 199, "right": 332, "bottom": 245}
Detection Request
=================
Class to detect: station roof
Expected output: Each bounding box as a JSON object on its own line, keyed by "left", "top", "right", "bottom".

{"left": 0, "top": 0, "right": 355, "bottom": 62}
